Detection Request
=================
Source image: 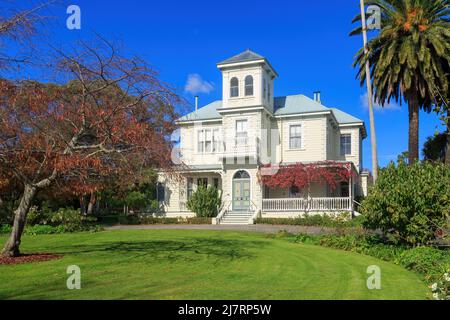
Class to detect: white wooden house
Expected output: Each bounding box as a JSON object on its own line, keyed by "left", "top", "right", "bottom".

{"left": 158, "top": 50, "right": 371, "bottom": 224}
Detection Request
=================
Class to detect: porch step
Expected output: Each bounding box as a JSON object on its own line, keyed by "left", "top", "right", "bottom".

{"left": 220, "top": 211, "right": 254, "bottom": 225}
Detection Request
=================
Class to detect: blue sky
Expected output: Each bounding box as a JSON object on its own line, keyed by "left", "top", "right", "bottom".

{"left": 17, "top": 0, "right": 446, "bottom": 169}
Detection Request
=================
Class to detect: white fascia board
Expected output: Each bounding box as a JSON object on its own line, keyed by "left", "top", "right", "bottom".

{"left": 274, "top": 111, "right": 331, "bottom": 119}
{"left": 217, "top": 106, "right": 266, "bottom": 114}
{"left": 217, "top": 60, "right": 278, "bottom": 78}
{"left": 339, "top": 123, "right": 368, "bottom": 139}
{"left": 217, "top": 60, "right": 266, "bottom": 69}
{"left": 176, "top": 119, "right": 222, "bottom": 125}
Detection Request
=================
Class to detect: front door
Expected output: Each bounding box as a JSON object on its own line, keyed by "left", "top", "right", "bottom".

{"left": 233, "top": 179, "right": 250, "bottom": 211}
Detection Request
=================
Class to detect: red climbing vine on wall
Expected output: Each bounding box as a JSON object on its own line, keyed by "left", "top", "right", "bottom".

{"left": 259, "top": 161, "right": 353, "bottom": 191}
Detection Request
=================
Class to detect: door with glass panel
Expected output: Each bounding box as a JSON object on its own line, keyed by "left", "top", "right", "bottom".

{"left": 232, "top": 171, "right": 251, "bottom": 211}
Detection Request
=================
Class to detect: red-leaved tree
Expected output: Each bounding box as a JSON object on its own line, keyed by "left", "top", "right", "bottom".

{"left": 259, "top": 161, "right": 354, "bottom": 195}
{"left": 0, "top": 40, "right": 179, "bottom": 257}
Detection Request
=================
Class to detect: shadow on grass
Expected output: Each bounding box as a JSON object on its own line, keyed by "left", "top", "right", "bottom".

{"left": 53, "top": 238, "right": 267, "bottom": 262}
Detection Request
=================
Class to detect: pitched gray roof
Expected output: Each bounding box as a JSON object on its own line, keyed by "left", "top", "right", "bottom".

{"left": 178, "top": 100, "right": 222, "bottom": 122}
{"left": 330, "top": 108, "right": 364, "bottom": 124}
{"left": 217, "top": 49, "right": 265, "bottom": 65}
{"left": 274, "top": 94, "right": 329, "bottom": 115}
{"left": 177, "top": 94, "right": 364, "bottom": 127}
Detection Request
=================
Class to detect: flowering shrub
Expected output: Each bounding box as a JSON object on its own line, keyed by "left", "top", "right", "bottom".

{"left": 430, "top": 271, "right": 450, "bottom": 300}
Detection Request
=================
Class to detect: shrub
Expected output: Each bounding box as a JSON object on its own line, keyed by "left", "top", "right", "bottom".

{"left": 395, "top": 246, "right": 450, "bottom": 280}
{"left": 24, "top": 225, "right": 58, "bottom": 235}
{"left": 0, "top": 199, "right": 17, "bottom": 225}
{"left": 138, "top": 216, "right": 180, "bottom": 225}
{"left": 294, "top": 232, "right": 450, "bottom": 286}
{"left": 125, "top": 191, "right": 154, "bottom": 212}
{"left": 317, "top": 234, "right": 406, "bottom": 261}
{"left": 49, "top": 207, "right": 97, "bottom": 230}
{"left": 21, "top": 224, "right": 103, "bottom": 235}
{"left": 256, "top": 213, "right": 364, "bottom": 228}
{"left": 361, "top": 161, "right": 450, "bottom": 246}
{"left": 118, "top": 214, "right": 141, "bottom": 225}
{"left": 185, "top": 217, "right": 212, "bottom": 225}
{"left": 430, "top": 271, "right": 450, "bottom": 300}
{"left": 27, "top": 202, "right": 53, "bottom": 225}
{"left": 187, "top": 186, "right": 221, "bottom": 218}
{"left": 109, "top": 215, "right": 212, "bottom": 225}
{"left": 0, "top": 224, "right": 12, "bottom": 234}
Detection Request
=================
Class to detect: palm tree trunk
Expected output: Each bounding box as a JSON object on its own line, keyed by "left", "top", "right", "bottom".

{"left": 408, "top": 95, "right": 420, "bottom": 164}
{"left": 2, "top": 184, "right": 37, "bottom": 257}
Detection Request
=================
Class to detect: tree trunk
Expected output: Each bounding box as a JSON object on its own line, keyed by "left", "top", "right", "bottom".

{"left": 408, "top": 96, "right": 420, "bottom": 165}
{"left": 445, "top": 110, "right": 450, "bottom": 165}
{"left": 80, "top": 195, "right": 86, "bottom": 215}
{"left": 86, "top": 192, "right": 96, "bottom": 215}
{"left": 2, "top": 184, "right": 37, "bottom": 257}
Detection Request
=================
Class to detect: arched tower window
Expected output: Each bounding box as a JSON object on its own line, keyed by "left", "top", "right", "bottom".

{"left": 230, "top": 77, "right": 239, "bottom": 97}
{"left": 245, "top": 75, "right": 253, "bottom": 96}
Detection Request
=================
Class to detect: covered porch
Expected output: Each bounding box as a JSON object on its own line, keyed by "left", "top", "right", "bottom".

{"left": 259, "top": 161, "right": 357, "bottom": 215}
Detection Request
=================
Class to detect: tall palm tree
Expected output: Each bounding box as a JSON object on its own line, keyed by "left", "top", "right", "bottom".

{"left": 352, "top": 0, "right": 450, "bottom": 165}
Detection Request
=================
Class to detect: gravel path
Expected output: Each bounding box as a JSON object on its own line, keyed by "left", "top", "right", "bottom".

{"left": 105, "top": 224, "right": 342, "bottom": 235}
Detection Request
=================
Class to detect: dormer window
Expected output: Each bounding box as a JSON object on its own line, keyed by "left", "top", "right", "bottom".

{"left": 230, "top": 77, "right": 239, "bottom": 97}
{"left": 245, "top": 75, "right": 253, "bottom": 96}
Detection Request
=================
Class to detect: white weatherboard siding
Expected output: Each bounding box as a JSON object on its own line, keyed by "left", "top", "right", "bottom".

{"left": 276, "top": 116, "right": 327, "bottom": 164}
{"left": 340, "top": 127, "right": 362, "bottom": 172}
{"left": 157, "top": 50, "right": 369, "bottom": 222}
{"left": 180, "top": 122, "right": 223, "bottom": 166}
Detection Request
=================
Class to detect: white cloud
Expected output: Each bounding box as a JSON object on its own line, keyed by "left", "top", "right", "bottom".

{"left": 360, "top": 93, "right": 401, "bottom": 111}
{"left": 184, "top": 74, "right": 214, "bottom": 95}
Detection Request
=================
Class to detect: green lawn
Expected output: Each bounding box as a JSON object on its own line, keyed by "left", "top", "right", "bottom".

{"left": 0, "top": 230, "right": 428, "bottom": 300}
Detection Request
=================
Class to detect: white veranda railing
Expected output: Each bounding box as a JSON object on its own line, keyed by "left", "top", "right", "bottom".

{"left": 262, "top": 197, "right": 352, "bottom": 212}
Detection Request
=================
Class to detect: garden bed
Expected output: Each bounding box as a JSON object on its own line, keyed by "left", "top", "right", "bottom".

{"left": 0, "top": 253, "right": 62, "bottom": 265}
{"left": 98, "top": 215, "right": 213, "bottom": 226}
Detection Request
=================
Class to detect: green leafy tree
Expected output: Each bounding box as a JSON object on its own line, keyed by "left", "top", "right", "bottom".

{"left": 423, "top": 132, "right": 447, "bottom": 162}
{"left": 352, "top": 0, "right": 450, "bottom": 164}
{"left": 187, "top": 186, "right": 221, "bottom": 218}
{"left": 361, "top": 160, "right": 450, "bottom": 246}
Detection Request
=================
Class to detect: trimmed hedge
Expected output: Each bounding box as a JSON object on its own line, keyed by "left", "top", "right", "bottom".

{"left": 0, "top": 224, "right": 103, "bottom": 235}
{"left": 256, "top": 214, "right": 365, "bottom": 228}
{"left": 97, "top": 215, "right": 213, "bottom": 226}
